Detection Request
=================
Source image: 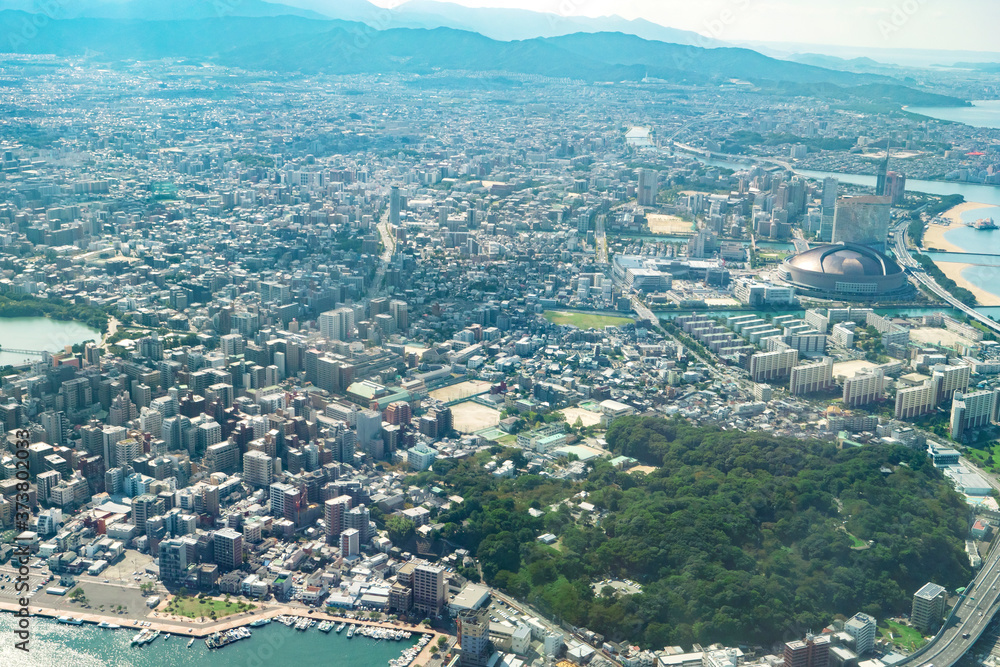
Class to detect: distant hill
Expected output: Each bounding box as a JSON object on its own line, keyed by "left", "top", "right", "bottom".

{"left": 0, "top": 0, "right": 327, "bottom": 20}
{"left": 0, "top": 11, "right": 970, "bottom": 106}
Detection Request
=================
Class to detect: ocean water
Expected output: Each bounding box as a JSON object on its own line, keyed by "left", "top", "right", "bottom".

{"left": 0, "top": 614, "right": 420, "bottom": 667}
{"left": 906, "top": 100, "right": 1000, "bottom": 130}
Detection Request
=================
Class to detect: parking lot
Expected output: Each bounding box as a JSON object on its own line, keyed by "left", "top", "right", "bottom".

{"left": 0, "top": 564, "right": 53, "bottom": 602}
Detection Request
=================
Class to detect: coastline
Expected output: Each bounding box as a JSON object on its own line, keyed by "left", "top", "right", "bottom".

{"left": 0, "top": 601, "right": 443, "bottom": 663}
{"left": 921, "top": 201, "right": 992, "bottom": 252}
{"left": 935, "top": 262, "right": 1000, "bottom": 307}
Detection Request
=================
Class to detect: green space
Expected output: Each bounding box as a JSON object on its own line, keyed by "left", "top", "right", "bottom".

{"left": 879, "top": 619, "right": 927, "bottom": 652}
{"left": 844, "top": 530, "right": 867, "bottom": 549}
{"left": 0, "top": 293, "right": 109, "bottom": 332}
{"left": 164, "top": 594, "right": 255, "bottom": 620}
{"left": 414, "top": 417, "right": 972, "bottom": 649}
{"left": 543, "top": 311, "right": 634, "bottom": 329}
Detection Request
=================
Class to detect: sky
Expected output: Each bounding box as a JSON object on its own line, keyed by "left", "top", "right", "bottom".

{"left": 364, "top": 0, "right": 1000, "bottom": 53}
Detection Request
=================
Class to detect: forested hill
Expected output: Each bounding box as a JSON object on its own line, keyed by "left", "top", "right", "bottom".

{"left": 414, "top": 417, "right": 973, "bottom": 649}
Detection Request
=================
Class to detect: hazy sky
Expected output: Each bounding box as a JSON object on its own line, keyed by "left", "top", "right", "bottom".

{"left": 368, "top": 0, "right": 1000, "bottom": 52}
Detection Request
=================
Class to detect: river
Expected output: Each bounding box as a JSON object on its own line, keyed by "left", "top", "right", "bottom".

{"left": 0, "top": 317, "right": 100, "bottom": 367}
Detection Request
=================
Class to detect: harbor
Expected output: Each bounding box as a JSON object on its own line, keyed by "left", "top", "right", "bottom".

{"left": 0, "top": 609, "right": 436, "bottom": 667}
{"left": 0, "top": 601, "right": 442, "bottom": 666}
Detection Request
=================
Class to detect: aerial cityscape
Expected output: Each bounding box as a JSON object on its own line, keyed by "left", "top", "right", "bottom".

{"left": 4, "top": 2, "right": 1000, "bottom": 667}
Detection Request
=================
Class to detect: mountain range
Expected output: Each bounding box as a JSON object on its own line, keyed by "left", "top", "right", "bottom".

{"left": 0, "top": 5, "right": 968, "bottom": 107}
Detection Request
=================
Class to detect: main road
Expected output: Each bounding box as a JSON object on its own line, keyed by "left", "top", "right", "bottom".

{"left": 897, "top": 541, "right": 1000, "bottom": 666}
{"left": 892, "top": 217, "right": 1000, "bottom": 337}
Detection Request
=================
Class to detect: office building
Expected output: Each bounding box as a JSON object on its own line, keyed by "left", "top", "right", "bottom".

{"left": 637, "top": 168, "right": 658, "bottom": 207}
{"left": 831, "top": 196, "right": 892, "bottom": 252}
{"left": 319, "top": 308, "right": 355, "bottom": 342}
{"left": 389, "top": 185, "right": 401, "bottom": 226}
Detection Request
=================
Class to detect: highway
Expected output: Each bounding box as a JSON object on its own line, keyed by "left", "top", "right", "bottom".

{"left": 892, "top": 218, "right": 1000, "bottom": 337}
{"left": 367, "top": 212, "right": 397, "bottom": 300}
{"left": 595, "top": 214, "right": 608, "bottom": 265}
{"left": 897, "top": 541, "right": 1000, "bottom": 667}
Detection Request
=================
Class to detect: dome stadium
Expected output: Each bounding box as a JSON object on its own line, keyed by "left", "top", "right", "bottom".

{"left": 781, "top": 242, "right": 909, "bottom": 299}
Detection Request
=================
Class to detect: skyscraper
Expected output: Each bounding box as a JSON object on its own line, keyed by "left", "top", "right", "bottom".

{"left": 885, "top": 171, "right": 906, "bottom": 205}
{"left": 389, "top": 185, "right": 401, "bottom": 226}
{"left": 637, "top": 168, "right": 658, "bottom": 207}
{"left": 831, "top": 196, "right": 892, "bottom": 252}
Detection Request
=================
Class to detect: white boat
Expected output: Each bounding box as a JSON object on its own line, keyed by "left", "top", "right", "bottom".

{"left": 336, "top": 623, "right": 346, "bottom": 633}
{"left": 98, "top": 621, "right": 120, "bottom": 629}
{"left": 187, "top": 638, "right": 195, "bottom": 648}
{"left": 57, "top": 616, "right": 83, "bottom": 625}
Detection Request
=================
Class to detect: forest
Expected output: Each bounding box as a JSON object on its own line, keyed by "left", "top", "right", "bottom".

{"left": 0, "top": 293, "right": 109, "bottom": 333}
{"left": 419, "top": 417, "right": 974, "bottom": 648}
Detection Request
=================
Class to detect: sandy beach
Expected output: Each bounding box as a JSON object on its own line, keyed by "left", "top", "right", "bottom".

{"left": 936, "top": 262, "right": 1000, "bottom": 306}
{"left": 922, "top": 201, "right": 993, "bottom": 252}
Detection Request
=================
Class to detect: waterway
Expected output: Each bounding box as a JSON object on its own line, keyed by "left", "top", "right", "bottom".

{"left": 906, "top": 100, "right": 1000, "bottom": 130}
{"left": 696, "top": 156, "right": 1000, "bottom": 206}
{"left": 0, "top": 317, "right": 99, "bottom": 367}
{"left": 0, "top": 614, "right": 419, "bottom": 667}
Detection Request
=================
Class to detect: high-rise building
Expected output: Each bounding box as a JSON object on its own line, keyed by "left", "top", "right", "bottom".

{"left": 875, "top": 152, "right": 890, "bottom": 197}
{"left": 390, "top": 300, "right": 408, "bottom": 332}
{"left": 831, "top": 196, "right": 892, "bottom": 252}
{"left": 389, "top": 186, "right": 401, "bottom": 226}
{"left": 885, "top": 171, "right": 906, "bottom": 205}
{"left": 843, "top": 368, "right": 885, "bottom": 408}
{"left": 132, "top": 494, "right": 161, "bottom": 534}
{"left": 789, "top": 357, "right": 834, "bottom": 396}
{"left": 911, "top": 582, "right": 947, "bottom": 632}
{"left": 950, "top": 389, "right": 999, "bottom": 440}
{"left": 457, "top": 610, "right": 491, "bottom": 667}
{"left": 357, "top": 409, "right": 382, "bottom": 454}
{"left": 749, "top": 348, "right": 798, "bottom": 383}
{"left": 319, "top": 308, "right": 355, "bottom": 342}
{"left": 324, "top": 494, "right": 352, "bottom": 543}
{"left": 933, "top": 363, "right": 971, "bottom": 404}
{"left": 213, "top": 527, "right": 243, "bottom": 571}
{"left": 159, "top": 538, "right": 189, "bottom": 585}
{"left": 783, "top": 634, "right": 830, "bottom": 667}
{"left": 340, "top": 527, "right": 360, "bottom": 557}
{"left": 821, "top": 177, "right": 839, "bottom": 210}
{"left": 845, "top": 612, "right": 877, "bottom": 656}
{"left": 637, "top": 168, "right": 658, "bottom": 207}
{"left": 895, "top": 377, "right": 940, "bottom": 420}
{"left": 385, "top": 401, "right": 411, "bottom": 425}
{"left": 242, "top": 450, "right": 274, "bottom": 488}
{"left": 412, "top": 563, "right": 446, "bottom": 617}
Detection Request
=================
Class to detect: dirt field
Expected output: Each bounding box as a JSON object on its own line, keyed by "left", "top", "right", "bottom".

{"left": 646, "top": 214, "right": 696, "bottom": 235}
{"left": 429, "top": 380, "right": 493, "bottom": 403}
{"left": 831, "top": 359, "right": 878, "bottom": 380}
{"left": 561, "top": 407, "right": 603, "bottom": 428}
{"left": 450, "top": 401, "right": 501, "bottom": 433}
{"left": 908, "top": 326, "right": 975, "bottom": 349}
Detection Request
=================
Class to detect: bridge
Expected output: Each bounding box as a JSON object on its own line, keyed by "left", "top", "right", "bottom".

{"left": 0, "top": 347, "right": 49, "bottom": 356}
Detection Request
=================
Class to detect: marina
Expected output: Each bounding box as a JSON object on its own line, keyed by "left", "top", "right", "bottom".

{"left": 0, "top": 612, "right": 433, "bottom": 666}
